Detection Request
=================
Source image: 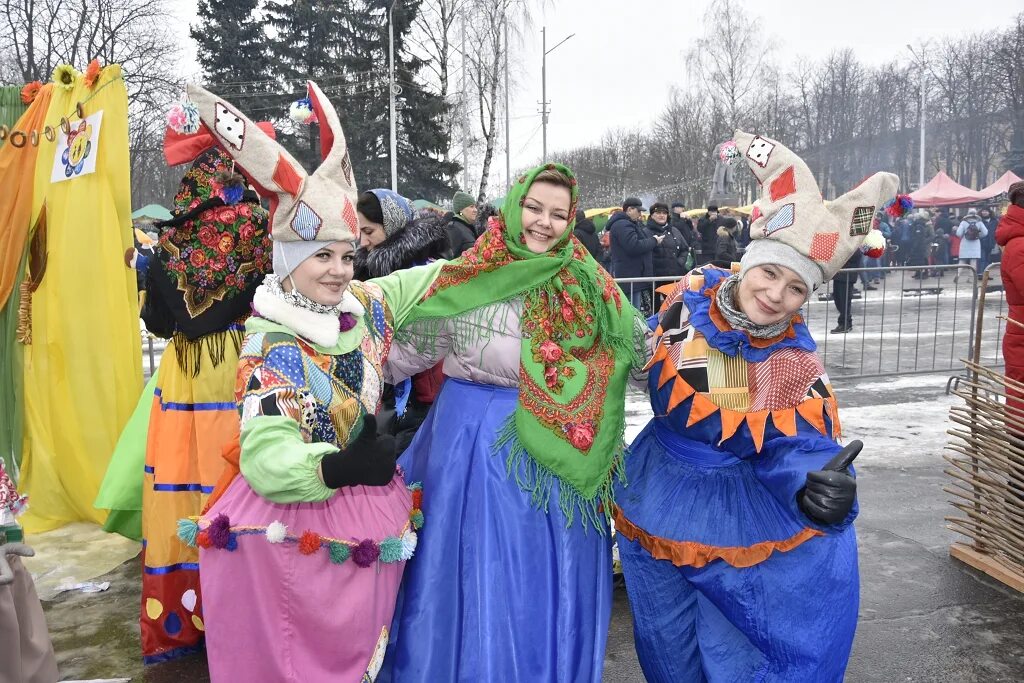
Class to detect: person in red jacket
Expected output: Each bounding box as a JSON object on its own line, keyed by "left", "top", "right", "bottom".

{"left": 995, "top": 182, "right": 1024, "bottom": 414}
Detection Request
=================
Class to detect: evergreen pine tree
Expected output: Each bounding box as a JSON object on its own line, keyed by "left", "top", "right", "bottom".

{"left": 191, "top": 0, "right": 271, "bottom": 97}
{"left": 264, "top": 0, "right": 457, "bottom": 200}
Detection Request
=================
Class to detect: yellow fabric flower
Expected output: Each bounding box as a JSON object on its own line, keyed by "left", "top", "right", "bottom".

{"left": 51, "top": 64, "right": 79, "bottom": 90}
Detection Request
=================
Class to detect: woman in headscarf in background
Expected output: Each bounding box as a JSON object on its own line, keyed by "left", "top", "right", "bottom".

{"left": 354, "top": 189, "right": 449, "bottom": 453}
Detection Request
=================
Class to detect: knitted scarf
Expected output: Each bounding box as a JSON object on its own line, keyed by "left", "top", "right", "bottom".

{"left": 715, "top": 274, "right": 794, "bottom": 339}
{"left": 401, "top": 164, "right": 642, "bottom": 529}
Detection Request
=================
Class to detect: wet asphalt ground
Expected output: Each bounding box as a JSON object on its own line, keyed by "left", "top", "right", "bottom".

{"left": 47, "top": 308, "right": 1024, "bottom": 681}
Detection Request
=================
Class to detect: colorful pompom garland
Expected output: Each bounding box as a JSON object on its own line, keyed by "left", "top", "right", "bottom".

{"left": 177, "top": 483, "right": 424, "bottom": 569}
{"left": 883, "top": 194, "right": 914, "bottom": 219}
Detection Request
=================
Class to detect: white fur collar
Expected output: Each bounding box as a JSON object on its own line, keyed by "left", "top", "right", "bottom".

{"left": 252, "top": 285, "right": 364, "bottom": 348}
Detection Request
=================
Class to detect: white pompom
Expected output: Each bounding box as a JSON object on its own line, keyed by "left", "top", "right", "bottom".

{"left": 265, "top": 521, "right": 288, "bottom": 543}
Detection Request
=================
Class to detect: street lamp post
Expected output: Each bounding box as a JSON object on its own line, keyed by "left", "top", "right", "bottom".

{"left": 389, "top": 0, "right": 399, "bottom": 192}
{"left": 907, "top": 43, "right": 928, "bottom": 188}
{"left": 541, "top": 27, "right": 574, "bottom": 160}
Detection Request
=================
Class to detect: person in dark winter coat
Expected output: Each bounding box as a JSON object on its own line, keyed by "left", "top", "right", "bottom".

{"left": 908, "top": 212, "right": 933, "bottom": 278}
{"left": 669, "top": 203, "right": 695, "bottom": 244}
{"left": 995, "top": 183, "right": 1024, "bottom": 415}
{"left": 713, "top": 218, "right": 739, "bottom": 265}
{"left": 445, "top": 190, "right": 479, "bottom": 256}
{"left": 696, "top": 205, "right": 727, "bottom": 265}
{"left": 831, "top": 249, "right": 863, "bottom": 333}
{"left": 475, "top": 203, "right": 499, "bottom": 237}
{"left": 355, "top": 189, "right": 450, "bottom": 452}
{"left": 574, "top": 209, "right": 605, "bottom": 263}
{"left": 609, "top": 197, "right": 663, "bottom": 310}
{"left": 647, "top": 203, "right": 688, "bottom": 278}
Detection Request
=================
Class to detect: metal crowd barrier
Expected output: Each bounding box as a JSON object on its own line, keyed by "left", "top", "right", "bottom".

{"left": 616, "top": 263, "right": 1006, "bottom": 381}
{"left": 137, "top": 264, "right": 1006, "bottom": 383}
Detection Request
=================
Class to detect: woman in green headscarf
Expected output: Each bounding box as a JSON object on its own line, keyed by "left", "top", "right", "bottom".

{"left": 374, "top": 164, "right": 644, "bottom": 681}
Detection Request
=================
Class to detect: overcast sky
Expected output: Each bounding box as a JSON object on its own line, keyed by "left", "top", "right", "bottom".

{"left": 168, "top": 0, "right": 1017, "bottom": 178}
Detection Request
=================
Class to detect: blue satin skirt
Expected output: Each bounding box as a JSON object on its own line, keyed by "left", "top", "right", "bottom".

{"left": 381, "top": 378, "right": 612, "bottom": 682}
{"left": 617, "top": 423, "right": 860, "bottom": 683}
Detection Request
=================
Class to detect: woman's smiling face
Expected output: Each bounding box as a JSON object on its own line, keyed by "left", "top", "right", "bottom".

{"left": 283, "top": 241, "right": 355, "bottom": 306}
{"left": 736, "top": 264, "right": 808, "bottom": 325}
{"left": 520, "top": 181, "right": 573, "bottom": 254}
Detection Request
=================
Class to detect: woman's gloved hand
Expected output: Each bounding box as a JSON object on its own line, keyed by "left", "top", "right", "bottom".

{"left": 0, "top": 542, "right": 35, "bottom": 586}
{"left": 797, "top": 440, "right": 862, "bottom": 526}
{"left": 319, "top": 415, "right": 397, "bottom": 488}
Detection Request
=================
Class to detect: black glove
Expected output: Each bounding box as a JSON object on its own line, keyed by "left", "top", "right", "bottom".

{"left": 319, "top": 415, "right": 397, "bottom": 488}
{"left": 0, "top": 542, "right": 34, "bottom": 586}
{"left": 797, "top": 440, "right": 861, "bottom": 526}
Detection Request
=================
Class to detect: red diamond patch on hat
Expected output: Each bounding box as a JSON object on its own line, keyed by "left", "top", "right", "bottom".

{"left": 342, "top": 197, "right": 358, "bottom": 231}
{"left": 809, "top": 232, "right": 839, "bottom": 262}
{"left": 751, "top": 205, "right": 762, "bottom": 221}
{"left": 769, "top": 166, "right": 797, "bottom": 202}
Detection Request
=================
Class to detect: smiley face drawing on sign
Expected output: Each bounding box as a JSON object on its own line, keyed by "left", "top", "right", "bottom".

{"left": 62, "top": 120, "right": 93, "bottom": 177}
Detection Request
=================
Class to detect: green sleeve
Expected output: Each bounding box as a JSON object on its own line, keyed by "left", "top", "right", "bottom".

{"left": 239, "top": 415, "right": 337, "bottom": 503}
{"left": 370, "top": 259, "right": 446, "bottom": 327}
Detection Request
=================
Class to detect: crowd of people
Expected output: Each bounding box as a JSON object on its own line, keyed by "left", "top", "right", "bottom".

{"left": 879, "top": 206, "right": 1001, "bottom": 279}
{"left": 6, "top": 73, "right": 1021, "bottom": 683}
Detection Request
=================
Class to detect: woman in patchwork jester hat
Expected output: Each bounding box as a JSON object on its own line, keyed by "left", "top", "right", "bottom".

{"left": 373, "top": 164, "right": 645, "bottom": 682}
{"left": 95, "top": 144, "right": 273, "bottom": 663}
{"left": 614, "top": 130, "right": 900, "bottom": 682}
{"left": 181, "top": 80, "right": 420, "bottom": 682}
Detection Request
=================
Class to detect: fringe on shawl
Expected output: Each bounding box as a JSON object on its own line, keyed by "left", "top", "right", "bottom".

{"left": 172, "top": 327, "right": 245, "bottom": 377}
{"left": 493, "top": 414, "right": 628, "bottom": 535}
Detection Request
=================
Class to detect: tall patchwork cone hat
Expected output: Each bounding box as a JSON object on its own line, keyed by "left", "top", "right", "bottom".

{"left": 186, "top": 80, "right": 359, "bottom": 276}
{"left": 735, "top": 129, "right": 899, "bottom": 290}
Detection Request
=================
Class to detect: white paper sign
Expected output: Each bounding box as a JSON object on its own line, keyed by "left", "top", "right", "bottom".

{"left": 51, "top": 110, "right": 103, "bottom": 183}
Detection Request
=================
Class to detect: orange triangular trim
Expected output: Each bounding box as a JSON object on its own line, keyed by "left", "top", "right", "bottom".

{"left": 770, "top": 408, "right": 797, "bottom": 437}
{"left": 686, "top": 392, "right": 719, "bottom": 427}
{"left": 718, "top": 409, "right": 747, "bottom": 445}
{"left": 645, "top": 337, "right": 666, "bottom": 372}
{"left": 747, "top": 410, "right": 770, "bottom": 452}
{"left": 614, "top": 506, "right": 824, "bottom": 569}
{"left": 796, "top": 399, "right": 827, "bottom": 436}
{"left": 666, "top": 377, "right": 696, "bottom": 414}
{"left": 656, "top": 281, "right": 677, "bottom": 296}
{"left": 827, "top": 397, "right": 842, "bottom": 438}
{"left": 657, "top": 349, "right": 677, "bottom": 389}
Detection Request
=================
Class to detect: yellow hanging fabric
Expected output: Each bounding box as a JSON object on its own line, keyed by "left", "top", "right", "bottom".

{"left": 19, "top": 65, "right": 141, "bottom": 532}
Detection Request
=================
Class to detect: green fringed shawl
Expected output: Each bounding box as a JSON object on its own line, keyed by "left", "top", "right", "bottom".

{"left": 400, "top": 164, "right": 642, "bottom": 529}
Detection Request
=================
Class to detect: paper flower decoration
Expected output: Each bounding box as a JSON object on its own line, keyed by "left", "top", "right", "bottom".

{"left": 719, "top": 140, "right": 740, "bottom": 164}
{"left": 51, "top": 64, "right": 79, "bottom": 91}
{"left": 83, "top": 59, "right": 102, "bottom": 89}
{"left": 20, "top": 81, "right": 42, "bottom": 104}
{"left": 166, "top": 101, "right": 201, "bottom": 134}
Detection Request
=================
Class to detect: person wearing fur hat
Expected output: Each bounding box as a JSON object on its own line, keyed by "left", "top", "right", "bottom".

{"left": 354, "top": 189, "right": 450, "bottom": 453}
{"left": 180, "top": 82, "right": 419, "bottom": 681}
{"left": 445, "top": 190, "right": 479, "bottom": 255}
{"left": 614, "top": 130, "right": 900, "bottom": 682}
{"left": 648, "top": 202, "right": 690, "bottom": 278}
{"left": 996, "top": 182, "right": 1024, "bottom": 413}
